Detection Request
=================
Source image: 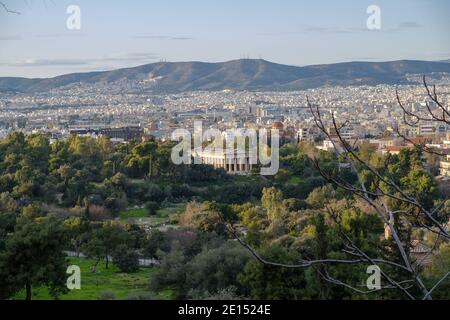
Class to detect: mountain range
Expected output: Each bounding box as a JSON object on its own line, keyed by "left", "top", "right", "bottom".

{"left": 1, "top": 59, "right": 450, "bottom": 93}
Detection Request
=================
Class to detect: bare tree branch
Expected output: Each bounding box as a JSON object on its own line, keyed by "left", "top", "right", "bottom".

{"left": 0, "top": 1, "right": 20, "bottom": 14}
{"left": 305, "top": 93, "right": 442, "bottom": 299}
{"left": 423, "top": 272, "right": 450, "bottom": 300}
{"left": 225, "top": 75, "right": 449, "bottom": 300}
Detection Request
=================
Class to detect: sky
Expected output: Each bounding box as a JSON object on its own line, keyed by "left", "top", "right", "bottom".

{"left": 0, "top": 0, "right": 449, "bottom": 78}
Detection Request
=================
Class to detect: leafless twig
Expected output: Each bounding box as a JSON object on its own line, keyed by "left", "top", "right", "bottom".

{"left": 0, "top": 1, "right": 20, "bottom": 14}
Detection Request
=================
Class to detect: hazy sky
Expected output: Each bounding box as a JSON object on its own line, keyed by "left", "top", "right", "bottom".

{"left": 0, "top": 0, "right": 449, "bottom": 78}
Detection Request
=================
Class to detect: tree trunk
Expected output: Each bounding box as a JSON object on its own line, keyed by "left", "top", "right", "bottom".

{"left": 25, "top": 282, "right": 32, "bottom": 300}
{"left": 75, "top": 242, "right": 80, "bottom": 258}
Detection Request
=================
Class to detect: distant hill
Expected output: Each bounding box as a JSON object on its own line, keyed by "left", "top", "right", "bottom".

{"left": 2, "top": 59, "right": 450, "bottom": 93}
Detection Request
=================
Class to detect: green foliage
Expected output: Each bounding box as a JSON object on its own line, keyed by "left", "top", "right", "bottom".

{"left": 261, "top": 187, "right": 286, "bottom": 222}
{"left": 112, "top": 244, "right": 140, "bottom": 273}
{"left": 0, "top": 132, "right": 447, "bottom": 300}
{"left": 180, "top": 201, "right": 226, "bottom": 235}
{"left": 306, "top": 184, "right": 336, "bottom": 209}
{"left": 238, "top": 245, "right": 307, "bottom": 299}
{"left": 0, "top": 216, "right": 68, "bottom": 300}
{"left": 150, "top": 237, "right": 250, "bottom": 298}
{"left": 424, "top": 243, "right": 450, "bottom": 299}
{"left": 184, "top": 242, "right": 251, "bottom": 295}
{"left": 145, "top": 201, "right": 160, "bottom": 216}
{"left": 82, "top": 222, "right": 133, "bottom": 268}
{"left": 150, "top": 242, "right": 188, "bottom": 297}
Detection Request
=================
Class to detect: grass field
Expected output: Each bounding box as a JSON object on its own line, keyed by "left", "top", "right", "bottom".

{"left": 14, "top": 257, "right": 174, "bottom": 300}
{"left": 157, "top": 203, "right": 186, "bottom": 217}
{"left": 120, "top": 208, "right": 148, "bottom": 219}
{"left": 288, "top": 176, "right": 302, "bottom": 184}
{"left": 119, "top": 203, "right": 186, "bottom": 225}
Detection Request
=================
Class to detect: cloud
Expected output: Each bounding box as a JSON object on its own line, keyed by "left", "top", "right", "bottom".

{"left": 379, "top": 22, "right": 425, "bottom": 33}
{"left": 0, "top": 35, "right": 22, "bottom": 41}
{"left": 171, "top": 37, "right": 194, "bottom": 40}
{"left": 2, "top": 52, "right": 159, "bottom": 68}
{"left": 11, "top": 59, "right": 89, "bottom": 67}
{"left": 133, "top": 35, "right": 194, "bottom": 40}
{"left": 259, "top": 21, "right": 425, "bottom": 37}
{"left": 95, "top": 52, "right": 158, "bottom": 63}
{"left": 257, "top": 26, "right": 354, "bottom": 36}
{"left": 304, "top": 26, "right": 351, "bottom": 34}
{"left": 0, "top": 33, "right": 87, "bottom": 41}
{"left": 33, "top": 33, "right": 86, "bottom": 38}
{"left": 398, "top": 22, "right": 424, "bottom": 29}
{"left": 348, "top": 57, "right": 392, "bottom": 61}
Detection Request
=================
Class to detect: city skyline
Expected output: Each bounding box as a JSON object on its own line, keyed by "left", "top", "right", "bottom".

{"left": 1, "top": 0, "right": 450, "bottom": 78}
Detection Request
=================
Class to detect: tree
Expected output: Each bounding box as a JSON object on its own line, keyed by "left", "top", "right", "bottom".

{"left": 261, "top": 187, "right": 286, "bottom": 222}
{"left": 109, "top": 172, "right": 130, "bottom": 191}
{"left": 184, "top": 242, "right": 251, "bottom": 296}
{"left": 57, "top": 164, "right": 74, "bottom": 192}
{"left": 424, "top": 243, "right": 450, "bottom": 299}
{"left": 150, "top": 242, "right": 187, "bottom": 298}
{"left": 238, "top": 204, "right": 268, "bottom": 231}
{"left": 235, "top": 204, "right": 267, "bottom": 246}
{"left": 83, "top": 222, "right": 130, "bottom": 268}
{"left": 187, "top": 286, "right": 244, "bottom": 300}
{"left": 64, "top": 216, "right": 89, "bottom": 257}
{"left": 143, "top": 230, "right": 171, "bottom": 258}
{"left": 144, "top": 183, "right": 164, "bottom": 202}
{"left": 306, "top": 184, "right": 337, "bottom": 209}
{"left": 275, "top": 169, "right": 292, "bottom": 184}
{"left": 302, "top": 80, "right": 450, "bottom": 299}
{"left": 112, "top": 244, "right": 140, "bottom": 273}
{"left": 238, "top": 245, "right": 307, "bottom": 299}
{"left": 0, "top": 217, "right": 68, "bottom": 300}
{"left": 280, "top": 147, "right": 310, "bottom": 176}
{"left": 226, "top": 78, "right": 450, "bottom": 300}
{"left": 145, "top": 201, "right": 160, "bottom": 216}
{"left": 180, "top": 201, "right": 226, "bottom": 235}
{"left": 104, "top": 196, "right": 128, "bottom": 215}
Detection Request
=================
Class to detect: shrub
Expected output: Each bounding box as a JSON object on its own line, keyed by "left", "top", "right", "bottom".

{"left": 97, "top": 291, "right": 116, "bottom": 300}
{"left": 112, "top": 244, "right": 140, "bottom": 273}
{"left": 126, "top": 292, "right": 159, "bottom": 300}
{"left": 145, "top": 201, "right": 160, "bottom": 216}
